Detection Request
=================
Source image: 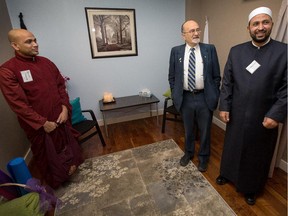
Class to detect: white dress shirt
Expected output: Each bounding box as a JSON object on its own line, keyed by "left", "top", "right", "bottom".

{"left": 183, "top": 44, "right": 204, "bottom": 90}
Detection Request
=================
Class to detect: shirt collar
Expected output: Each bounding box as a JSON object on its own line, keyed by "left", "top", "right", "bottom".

{"left": 185, "top": 43, "right": 200, "bottom": 52}
{"left": 251, "top": 37, "right": 271, "bottom": 49}
{"left": 15, "top": 52, "right": 37, "bottom": 62}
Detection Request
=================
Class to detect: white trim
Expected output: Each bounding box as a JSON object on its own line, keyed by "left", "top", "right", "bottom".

{"left": 24, "top": 148, "right": 32, "bottom": 165}
{"left": 24, "top": 109, "right": 164, "bottom": 159}
{"left": 25, "top": 115, "right": 287, "bottom": 174}
{"left": 279, "top": 159, "right": 288, "bottom": 173}
{"left": 212, "top": 116, "right": 226, "bottom": 130}
{"left": 212, "top": 116, "right": 287, "bottom": 174}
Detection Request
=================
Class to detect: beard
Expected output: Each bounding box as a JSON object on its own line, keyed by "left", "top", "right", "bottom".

{"left": 250, "top": 29, "right": 271, "bottom": 44}
{"left": 192, "top": 38, "right": 200, "bottom": 44}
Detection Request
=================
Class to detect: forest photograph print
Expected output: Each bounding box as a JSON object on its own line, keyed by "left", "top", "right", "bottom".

{"left": 85, "top": 8, "right": 138, "bottom": 58}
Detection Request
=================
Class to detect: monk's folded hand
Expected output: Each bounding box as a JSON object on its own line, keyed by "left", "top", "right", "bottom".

{"left": 43, "top": 121, "right": 58, "bottom": 133}
{"left": 57, "top": 105, "right": 69, "bottom": 124}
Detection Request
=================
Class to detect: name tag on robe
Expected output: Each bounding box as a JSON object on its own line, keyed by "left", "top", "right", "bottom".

{"left": 20, "top": 70, "right": 33, "bottom": 82}
{"left": 246, "top": 60, "right": 261, "bottom": 74}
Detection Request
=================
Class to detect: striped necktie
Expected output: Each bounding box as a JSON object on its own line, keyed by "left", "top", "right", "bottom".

{"left": 188, "top": 48, "right": 196, "bottom": 91}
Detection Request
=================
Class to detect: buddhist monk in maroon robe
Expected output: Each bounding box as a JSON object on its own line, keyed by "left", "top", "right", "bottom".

{"left": 0, "top": 29, "right": 83, "bottom": 189}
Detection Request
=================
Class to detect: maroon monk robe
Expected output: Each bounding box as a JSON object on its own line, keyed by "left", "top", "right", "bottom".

{"left": 0, "top": 53, "right": 83, "bottom": 188}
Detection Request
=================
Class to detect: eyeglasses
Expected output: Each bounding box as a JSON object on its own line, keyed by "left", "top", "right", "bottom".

{"left": 183, "top": 29, "right": 201, "bottom": 34}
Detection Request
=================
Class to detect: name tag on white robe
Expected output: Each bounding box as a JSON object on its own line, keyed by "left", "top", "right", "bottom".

{"left": 246, "top": 60, "right": 261, "bottom": 74}
{"left": 20, "top": 70, "right": 33, "bottom": 82}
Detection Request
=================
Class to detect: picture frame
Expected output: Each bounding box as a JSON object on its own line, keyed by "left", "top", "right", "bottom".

{"left": 85, "top": 7, "right": 138, "bottom": 59}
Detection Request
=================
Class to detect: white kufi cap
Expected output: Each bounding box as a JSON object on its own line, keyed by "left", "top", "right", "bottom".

{"left": 248, "top": 7, "right": 272, "bottom": 22}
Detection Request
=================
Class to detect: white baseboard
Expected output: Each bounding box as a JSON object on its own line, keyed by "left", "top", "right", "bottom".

{"left": 24, "top": 148, "right": 32, "bottom": 165}
{"left": 212, "top": 116, "right": 287, "bottom": 174}
{"left": 279, "top": 159, "right": 288, "bottom": 172}
{"left": 212, "top": 116, "right": 226, "bottom": 130}
{"left": 24, "top": 109, "right": 163, "bottom": 162}
{"left": 25, "top": 114, "right": 287, "bottom": 175}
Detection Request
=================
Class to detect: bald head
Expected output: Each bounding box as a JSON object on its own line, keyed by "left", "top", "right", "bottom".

{"left": 181, "top": 20, "right": 199, "bottom": 33}
{"left": 8, "top": 29, "right": 39, "bottom": 57}
{"left": 8, "top": 29, "right": 33, "bottom": 43}
{"left": 181, "top": 20, "right": 201, "bottom": 47}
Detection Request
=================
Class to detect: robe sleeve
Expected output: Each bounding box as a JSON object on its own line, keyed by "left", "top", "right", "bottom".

{"left": 265, "top": 67, "right": 287, "bottom": 123}
{"left": 48, "top": 60, "right": 72, "bottom": 116}
{"left": 219, "top": 51, "right": 233, "bottom": 112}
{"left": 0, "top": 67, "right": 47, "bottom": 130}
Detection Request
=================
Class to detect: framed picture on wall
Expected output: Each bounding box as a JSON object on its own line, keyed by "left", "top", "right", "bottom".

{"left": 85, "top": 7, "right": 138, "bottom": 59}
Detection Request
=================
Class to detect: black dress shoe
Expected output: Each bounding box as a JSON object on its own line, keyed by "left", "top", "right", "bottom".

{"left": 245, "top": 193, "right": 256, "bottom": 205}
{"left": 180, "top": 154, "right": 193, "bottom": 167}
{"left": 216, "top": 175, "right": 229, "bottom": 185}
{"left": 198, "top": 162, "right": 208, "bottom": 172}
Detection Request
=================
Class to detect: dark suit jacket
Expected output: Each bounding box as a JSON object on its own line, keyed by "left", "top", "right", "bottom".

{"left": 168, "top": 43, "right": 221, "bottom": 111}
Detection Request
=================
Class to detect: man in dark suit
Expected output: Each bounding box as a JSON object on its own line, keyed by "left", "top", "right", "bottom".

{"left": 168, "top": 20, "right": 221, "bottom": 172}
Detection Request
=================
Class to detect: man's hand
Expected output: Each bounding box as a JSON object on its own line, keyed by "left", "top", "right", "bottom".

{"left": 219, "top": 111, "right": 230, "bottom": 123}
{"left": 43, "top": 121, "right": 58, "bottom": 133}
{"left": 263, "top": 117, "right": 279, "bottom": 129}
{"left": 56, "top": 105, "right": 68, "bottom": 125}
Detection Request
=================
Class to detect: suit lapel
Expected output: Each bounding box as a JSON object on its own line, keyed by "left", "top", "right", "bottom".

{"left": 199, "top": 44, "right": 208, "bottom": 77}
{"left": 177, "top": 45, "right": 185, "bottom": 75}
{"left": 179, "top": 44, "right": 185, "bottom": 65}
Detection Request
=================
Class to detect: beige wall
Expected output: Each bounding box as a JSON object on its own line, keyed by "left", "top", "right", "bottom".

{"left": 201, "top": 0, "right": 281, "bottom": 119}
{"left": 186, "top": 0, "right": 282, "bottom": 113}
{"left": 0, "top": 0, "right": 30, "bottom": 172}
{"left": 186, "top": 0, "right": 282, "bottom": 117}
{"left": 186, "top": 0, "right": 282, "bottom": 73}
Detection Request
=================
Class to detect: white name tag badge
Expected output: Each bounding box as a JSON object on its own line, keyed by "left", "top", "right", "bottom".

{"left": 246, "top": 60, "right": 261, "bottom": 74}
{"left": 20, "top": 70, "right": 33, "bottom": 82}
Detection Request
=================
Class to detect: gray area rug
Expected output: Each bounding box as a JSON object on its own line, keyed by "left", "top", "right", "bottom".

{"left": 54, "top": 139, "right": 236, "bottom": 216}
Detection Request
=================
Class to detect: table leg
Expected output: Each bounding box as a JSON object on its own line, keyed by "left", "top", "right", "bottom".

{"left": 156, "top": 103, "right": 159, "bottom": 125}
{"left": 102, "top": 112, "right": 108, "bottom": 137}
{"left": 149, "top": 103, "right": 159, "bottom": 125}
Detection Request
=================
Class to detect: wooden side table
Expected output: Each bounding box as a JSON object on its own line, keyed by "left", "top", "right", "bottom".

{"left": 99, "top": 94, "right": 160, "bottom": 136}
